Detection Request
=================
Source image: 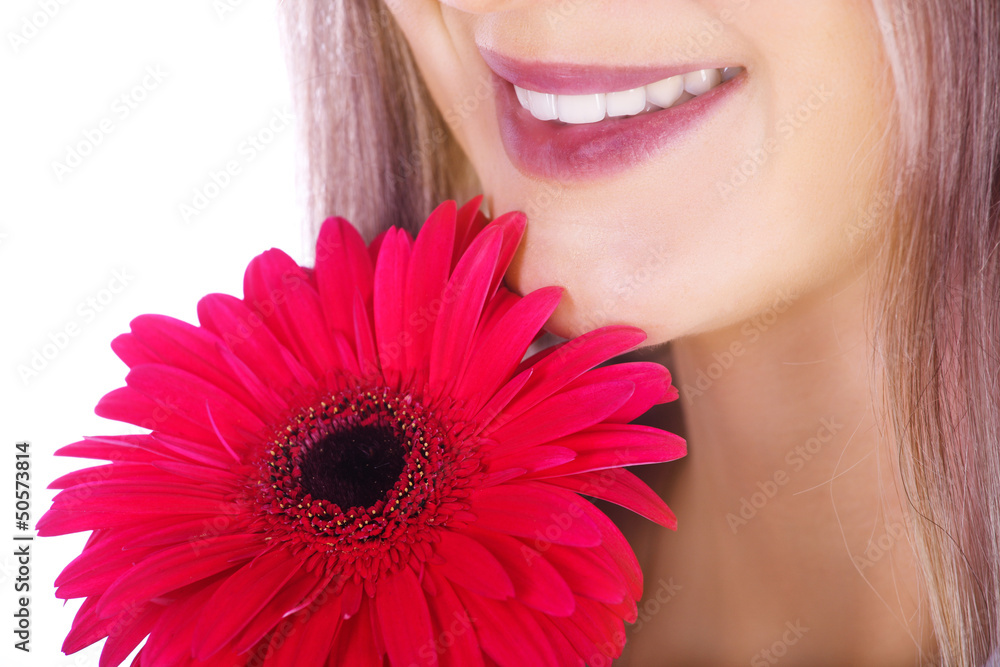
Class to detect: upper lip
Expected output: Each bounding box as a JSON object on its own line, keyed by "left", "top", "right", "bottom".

{"left": 479, "top": 46, "right": 738, "bottom": 95}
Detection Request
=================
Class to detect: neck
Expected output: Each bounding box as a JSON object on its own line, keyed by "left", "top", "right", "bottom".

{"left": 621, "top": 267, "right": 935, "bottom": 665}
{"left": 671, "top": 271, "right": 881, "bottom": 537}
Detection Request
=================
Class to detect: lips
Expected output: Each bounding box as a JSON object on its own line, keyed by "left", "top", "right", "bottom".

{"left": 480, "top": 48, "right": 747, "bottom": 181}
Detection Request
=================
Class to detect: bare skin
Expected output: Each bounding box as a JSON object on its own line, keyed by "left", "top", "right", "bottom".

{"left": 615, "top": 268, "right": 933, "bottom": 665}
{"left": 387, "top": 1, "right": 936, "bottom": 663}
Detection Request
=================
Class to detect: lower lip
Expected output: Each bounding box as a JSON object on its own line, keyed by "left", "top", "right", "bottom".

{"left": 494, "top": 71, "right": 746, "bottom": 181}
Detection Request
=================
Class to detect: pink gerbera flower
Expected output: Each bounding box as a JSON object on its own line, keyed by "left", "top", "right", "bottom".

{"left": 41, "top": 197, "right": 686, "bottom": 666}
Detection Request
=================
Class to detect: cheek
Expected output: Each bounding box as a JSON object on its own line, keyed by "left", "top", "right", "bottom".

{"left": 504, "top": 220, "right": 773, "bottom": 343}
{"left": 501, "top": 200, "right": 739, "bottom": 342}
{"left": 501, "top": 98, "right": 880, "bottom": 347}
{"left": 433, "top": 10, "right": 510, "bottom": 185}
{"left": 418, "top": 0, "right": 887, "bottom": 344}
{"left": 500, "top": 10, "right": 887, "bottom": 344}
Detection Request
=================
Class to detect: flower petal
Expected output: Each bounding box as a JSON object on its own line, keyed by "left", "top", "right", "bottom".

{"left": 453, "top": 589, "right": 559, "bottom": 666}
{"left": 524, "top": 423, "right": 686, "bottom": 478}
{"left": 373, "top": 227, "right": 413, "bottom": 385}
{"left": 538, "top": 544, "right": 628, "bottom": 604}
{"left": 261, "top": 593, "right": 343, "bottom": 667}
{"left": 474, "top": 367, "right": 533, "bottom": 435}
{"left": 314, "top": 216, "right": 375, "bottom": 334}
{"left": 242, "top": 248, "right": 338, "bottom": 380}
{"left": 117, "top": 314, "right": 264, "bottom": 415}
{"left": 38, "top": 508, "right": 159, "bottom": 535}
{"left": 99, "top": 602, "right": 160, "bottom": 667}
{"left": 231, "top": 565, "right": 327, "bottom": 655}
{"left": 404, "top": 200, "right": 457, "bottom": 384}
{"left": 139, "top": 575, "right": 227, "bottom": 666}
{"left": 485, "top": 445, "right": 576, "bottom": 477}
{"left": 64, "top": 596, "right": 149, "bottom": 656}
{"left": 469, "top": 483, "right": 602, "bottom": 547}
{"left": 561, "top": 361, "right": 677, "bottom": 423}
{"left": 332, "top": 598, "right": 381, "bottom": 665}
{"left": 192, "top": 548, "right": 304, "bottom": 660}
{"left": 533, "top": 615, "right": 587, "bottom": 667}
{"left": 374, "top": 567, "right": 437, "bottom": 667}
{"left": 452, "top": 195, "right": 487, "bottom": 263}
{"left": 96, "top": 534, "right": 263, "bottom": 618}
{"left": 433, "top": 531, "right": 514, "bottom": 600}
{"left": 197, "top": 292, "right": 313, "bottom": 400}
{"left": 353, "top": 288, "right": 379, "bottom": 379}
{"left": 428, "top": 227, "right": 503, "bottom": 398}
{"left": 544, "top": 469, "right": 677, "bottom": 529}
{"left": 481, "top": 211, "right": 527, "bottom": 301}
{"left": 506, "top": 326, "right": 647, "bottom": 418}
{"left": 456, "top": 286, "right": 562, "bottom": 414}
{"left": 95, "top": 387, "right": 217, "bottom": 447}
{"left": 484, "top": 380, "right": 635, "bottom": 454}
{"left": 575, "top": 499, "right": 644, "bottom": 601}
{"left": 423, "top": 570, "right": 484, "bottom": 667}
{"left": 54, "top": 435, "right": 160, "bottom": 464}
{"left": 569, "top": 597, "right": 627, "bottom": 659}
{"left": 463, "top": 528, "right": 575, "bottom": 617}
{"left": 125, "top": 363, "right": 266, "bottom": 453}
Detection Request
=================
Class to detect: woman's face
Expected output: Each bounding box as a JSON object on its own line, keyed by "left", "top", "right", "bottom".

{"left": 390, "top": 1, "right": 890, "bottom": 343}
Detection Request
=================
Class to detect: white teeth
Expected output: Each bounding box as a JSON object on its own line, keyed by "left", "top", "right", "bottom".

{"left": 683, "top": 68, "right": 722, "bottom": 95}
{"left": 515, "top": 84, "right": 530, "bottom": 108}
{"left": 526, "top": 90, "right": 558, "bottom": 120}
{"left": 514, "top": 66, "right": 739, "bottom": 124}
{"left": 557, "top": 93, "right": 607, "bottom": 124}
{"left": 644, "top": 75, "right": 684, "bottom": 108}
{"left": 606, "top": 87, "right": 646, "bottom": 117}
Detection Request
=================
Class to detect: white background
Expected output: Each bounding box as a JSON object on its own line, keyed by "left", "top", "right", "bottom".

{"left": 1, "top": 2, "right": 299, "bottom": 665}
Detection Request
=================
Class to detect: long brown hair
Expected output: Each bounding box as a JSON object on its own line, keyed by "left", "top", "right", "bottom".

{"left": 277, "top": 0, "right": 478, "bottom": 247}
{"left": 278, "top": 1, "right": 1000, "bottom": 663}
{"left": 871, "top": 1, "right": 1000, "bottom": 664}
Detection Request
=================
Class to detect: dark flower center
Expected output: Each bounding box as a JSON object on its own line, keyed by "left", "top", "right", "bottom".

{"left": 298, "top": 421, "right": 406, "bottom": 510}
{"left": 252, "top": 385, "right": 484, "bottom": 577}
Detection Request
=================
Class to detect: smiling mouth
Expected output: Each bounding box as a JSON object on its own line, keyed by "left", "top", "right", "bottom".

{"left": 479, "top": 47, "right": 749, "bottom": 181}
{"left": 513, "top": 67, "right": 744, "bottom": 125}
